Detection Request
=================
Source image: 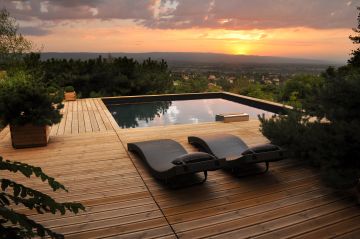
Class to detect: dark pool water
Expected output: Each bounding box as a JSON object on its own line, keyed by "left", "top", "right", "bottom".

{"left": 107, "top": 98, "right": 274, "bottom": 128}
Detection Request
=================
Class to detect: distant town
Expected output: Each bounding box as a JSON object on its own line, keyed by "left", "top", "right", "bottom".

{"left": 170, "top": 62, "right": 331, "bottom": 90}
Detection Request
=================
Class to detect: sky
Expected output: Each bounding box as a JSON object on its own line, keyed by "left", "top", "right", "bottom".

{"left": 1, "top": 0, "right": 359, "bottom": 62}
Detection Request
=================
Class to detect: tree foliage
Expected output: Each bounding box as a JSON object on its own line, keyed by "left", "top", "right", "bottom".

{"left": 173, "top": 76, "right": 209, "bottom": 93}
{"left": 23, "top": 54, "right": 174, "bottom": 98}
{"left": 279, "top": 74, "right": 323, "bottom": 109}
{"left": 0, "top": 156, "right": 85, "bottom": 238}
{"left": 260, "top": 8, "right": 360, "bottom": 189}
{"left": 110, "top": 101, "right": 172, "bottom": 128}
{"left": 349, "top": 7, "right": 360, "bottom": 66}
{"left": 0, "top": 8, "right": 32, "bottom": 69}
{"left": 242, "top": 82, "right": 279, "bottom": 101}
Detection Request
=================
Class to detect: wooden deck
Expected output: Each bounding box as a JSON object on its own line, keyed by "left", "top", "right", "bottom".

{"left": 0, "top": 99, "right": 359, "bottom": 238}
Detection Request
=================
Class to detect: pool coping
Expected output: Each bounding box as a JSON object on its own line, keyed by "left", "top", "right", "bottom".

{"left": 102, "top": 92, "right": 292, "bottom": 114}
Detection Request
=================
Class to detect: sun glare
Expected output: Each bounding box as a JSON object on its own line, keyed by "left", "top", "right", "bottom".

{"left": 231, "top": 44, "right": 252, "bottom": 55}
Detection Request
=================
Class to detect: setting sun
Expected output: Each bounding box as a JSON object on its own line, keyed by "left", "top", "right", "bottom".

{"left": 230, "top": 44, "right": 252, "bottom": 55}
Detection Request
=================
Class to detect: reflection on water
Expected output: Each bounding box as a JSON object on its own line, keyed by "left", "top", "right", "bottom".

{"left": 108, "top": 99, "right": 274, "bottom": 128}
{"left": 110, "top": 101, "right": 172, "bottom": 128}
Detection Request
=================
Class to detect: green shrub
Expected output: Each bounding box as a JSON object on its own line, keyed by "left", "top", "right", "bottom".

{"left": 259, "top": 8, "right": 360, "bottom": 190}
{"left": 259, "top": 69, "right": 360, "bottom": 189}
{"left": 0, "top": 71, "right": 63, "bottom": 126}
{"left": 47, "top": 86, "right": 58, "bottom": 94}
{"left": 64, "top": 85, "right": 75, "bottom": 93}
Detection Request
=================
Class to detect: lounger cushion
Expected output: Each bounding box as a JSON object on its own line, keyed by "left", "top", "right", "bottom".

{"left": 172, "top": 152, "right": 216, "bottom": 165}
{"left": 242, "top": 144, "right": 280, "bottom": 155}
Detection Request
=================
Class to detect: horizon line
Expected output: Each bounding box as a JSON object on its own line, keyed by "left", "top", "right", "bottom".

{"left": 39, "top": 51, "right": 345, "bottom": 65}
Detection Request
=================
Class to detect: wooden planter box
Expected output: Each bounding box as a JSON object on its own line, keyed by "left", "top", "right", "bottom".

{"left": 64, "top": 91, "right": 76, "bottom": 101}
{"left": 10, "top": 124, "right": 50, "bottom": 149}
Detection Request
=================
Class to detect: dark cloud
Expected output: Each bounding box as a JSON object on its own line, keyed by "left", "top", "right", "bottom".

{"left": 45, "top": 0, "right": 101, "bottom": 8}
{"left": 143, "top": 0, "right": 359, "bottom": 30}
{"left": 18, "top": 26, "right": 50, "bottom": 36}
{"left": 2, "top": 0, "right": 358, "bottom": 31}
{"left": 2, "top": 0, "right": 154, "bottom": 21}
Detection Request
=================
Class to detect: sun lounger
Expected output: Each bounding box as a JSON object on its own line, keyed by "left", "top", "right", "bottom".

{"left": 127, "top": 139, "right": 226, "bottom": 183}
{"left": 188, "top": 134, "right": 286, "bottom": 175}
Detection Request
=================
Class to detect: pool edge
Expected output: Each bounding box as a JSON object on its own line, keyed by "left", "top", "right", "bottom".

{"left": 102, "top": 92, "right": 292, "bottom": 114}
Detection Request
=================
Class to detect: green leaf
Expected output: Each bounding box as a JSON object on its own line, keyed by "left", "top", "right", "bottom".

{"left": 0, "top": 193, "right": 10, "bottom": 205}
{"left": 1, "top": 178, "right": 10, "bottom": 191}
{"left": 0, "top": 156, "right": 85, "bottom": 238}
{"left": 20, "top": 186, "right": 27, "bottom": 198}
{"left": 13, "top": 184, "right": 20, "bottom": 197}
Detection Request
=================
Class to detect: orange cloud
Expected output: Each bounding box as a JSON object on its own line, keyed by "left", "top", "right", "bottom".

{"left": 27, "top": 19, "right": 353, "bottom": 62}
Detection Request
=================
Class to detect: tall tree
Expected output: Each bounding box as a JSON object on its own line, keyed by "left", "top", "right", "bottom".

{"left": 0, "top": 8, "right": 32, "bottom": 69}
{"left": 349, "top": 7, "right": 360, "bottom": 66}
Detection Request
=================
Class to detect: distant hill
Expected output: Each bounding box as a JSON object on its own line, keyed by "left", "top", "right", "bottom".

{"left": 40, "top": 52, "right": 338, "bottom": 66}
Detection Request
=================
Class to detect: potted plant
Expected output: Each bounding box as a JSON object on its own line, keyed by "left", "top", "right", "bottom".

{"left": 0, "top": 72, "right": 63, "bottom": 148}
{"left": 47, "top": 85, "right": 58, "bottom": 96}
{"left": 64, "top": 85, "right": 76, "bottom": 101}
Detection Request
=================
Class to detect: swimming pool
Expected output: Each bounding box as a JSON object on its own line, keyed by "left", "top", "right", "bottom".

{"left": 106, "top": 98, "right": 275, "bottom": 129}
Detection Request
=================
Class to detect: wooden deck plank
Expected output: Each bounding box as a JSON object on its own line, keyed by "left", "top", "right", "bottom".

{"left": 242, "top": 204, "right": 359, "bottom": 239}
{"left": 86, "top": 98, "right": 95, "bottom": 111}
{"left": 56, "top": 112, "right": 67, "bottom": 135}
{"left": 73, "top": 100, "right": 78, "bottom": 112}
{"left": 78, "top": 111, "right": 86, "bottom": 133}
{"left": 0, "top": 129, "right": 173, "bottom": 238}
{"left": 93, "top": 107, "right": 107, "bottom": 131}
{"left": 0, "top": 126, "right": 10, "bottom": 141}
{"left": 89, "top": 98, "right": 98, "bottom": 111}
{"left": 97, "top": 98, "right": 108, "bottom": 110}
{"left": 204, "top": 205, "right": 358, "bottom": 239}
{"left": 83, "top": 110, "right": 93, "bottom": 132}
{"left": 335, "top": 228, "right": 360, "bottom": 239}
{"left": 68, "top": 100, "right": 74, "bottom": 112}
{"left": 106, "top": 226, "right": 177, "bottom": 239}
{"left": 85, "top": 99, "right": 94, "bottom": 111}
{"left": 71, "top": 111, "right": 79, "bottom": 134}
{"left": 1, "top": 97, "right": 359, "bottom": 239}
{"left": 95, "top": 99, "right": 113, "bottom": 130}
{"left": 49, "top": 118, "right": 60, "bottom": 136}
{"left": 77, "top": 99, "right": 83, "bottom": 111}
{"left": 92, "top": 98, "right": 103, "bottom": 111}
{"left": 88, "top": 111, "right": 100, "bottom": 131}
{"left": 81, "top": 99, "right": 88, "bottom": 111}
{"left": 64, "top": 111, "right": 73, "bottom": 134}
{"left": 292, "top": 214, "right": 360, "bottom": 239}
{"left": 58, "top": 216, "right": 171, "bottom": 239}
{"left": 175, "top": 194, "right": 348, "bottom": 238}
{"left": 62, "top": 101, "right": 68, "bottom": 113}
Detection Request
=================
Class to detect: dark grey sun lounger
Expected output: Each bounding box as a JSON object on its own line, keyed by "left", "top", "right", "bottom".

{"left": 127, "top": 139, "right": 226, "bottom": 182}
{"left": 188, "top": 134, "right": 286, "bottom": 174}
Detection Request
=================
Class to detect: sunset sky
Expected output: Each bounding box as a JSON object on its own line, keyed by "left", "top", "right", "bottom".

{"left": 2, "top": 0, "right": 359, "bottom": 63}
